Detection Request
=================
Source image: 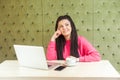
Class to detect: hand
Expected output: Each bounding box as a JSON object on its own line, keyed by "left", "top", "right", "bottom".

{"left": 51, "top": 30, "right": 61, "bottom": 41}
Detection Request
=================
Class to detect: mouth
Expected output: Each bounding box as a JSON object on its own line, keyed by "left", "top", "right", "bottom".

{"left": 63, "top": 29, "right": 69, "bottom": 33}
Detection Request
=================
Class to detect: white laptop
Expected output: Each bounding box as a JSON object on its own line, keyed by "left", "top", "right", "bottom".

{"left": 13, "top": 44, "right": 59, "bottom": 70}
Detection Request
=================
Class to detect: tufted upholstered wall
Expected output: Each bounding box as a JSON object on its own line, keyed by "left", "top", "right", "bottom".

{"left": 0, "top": 0, "right": 120, "bottom": 72}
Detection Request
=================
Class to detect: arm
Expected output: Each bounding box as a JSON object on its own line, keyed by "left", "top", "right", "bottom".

{"left": 46, "top": 41, "right": 57, "bottom": 60}
{"left": 46, "top": 30, "right": 61, "bottom": 60}
{"left": 78, "top": 36, "right": 101, "bottom": 62}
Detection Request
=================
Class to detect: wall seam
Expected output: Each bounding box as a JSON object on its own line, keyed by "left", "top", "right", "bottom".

{"left": 41, "top": 0, "right": 44, "bottom": 46}
{"left": 93, "top": 0, "right": 95, "bottom": 46}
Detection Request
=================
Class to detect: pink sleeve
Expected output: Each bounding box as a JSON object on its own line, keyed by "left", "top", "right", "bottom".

{"left": 78, "top": 36, "right": 101, "bottom": 62}
{"left": 46, "top": 41, "right": 57, "bottom": 60}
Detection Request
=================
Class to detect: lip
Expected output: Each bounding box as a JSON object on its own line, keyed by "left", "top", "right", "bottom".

{"left": 63, "top": 29, "right": 69, "bottom": 33}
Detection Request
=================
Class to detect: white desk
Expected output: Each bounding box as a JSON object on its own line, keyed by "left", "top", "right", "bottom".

{"left": 0, "top": 60, "right": 119, "bottom": 80}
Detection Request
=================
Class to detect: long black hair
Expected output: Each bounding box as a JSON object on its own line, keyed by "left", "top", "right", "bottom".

{"left": 55, "top": 15, "right": 79, "bottom": 60}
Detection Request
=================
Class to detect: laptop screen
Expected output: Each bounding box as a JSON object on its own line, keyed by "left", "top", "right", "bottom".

{"left": 13, "top": 45, "right": 49, "bottom": 69}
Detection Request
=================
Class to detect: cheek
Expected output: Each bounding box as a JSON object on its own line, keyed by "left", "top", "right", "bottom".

{"left": 69, "top": 27, "right": 72, "bottom": 32}
{"left": 59, "top": 29, "right": 63, "bottom": 34}
{"left": 61, "top": 31, "right": 64, "bottom": 34}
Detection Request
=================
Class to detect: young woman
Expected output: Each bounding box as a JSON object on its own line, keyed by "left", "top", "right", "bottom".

{"left": 46, "top": 15, "right": 101, "bottom": 62}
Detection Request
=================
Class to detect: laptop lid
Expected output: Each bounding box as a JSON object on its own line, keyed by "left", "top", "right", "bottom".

{"left": 13, "top": 45, "right": 49, "bottom": 70}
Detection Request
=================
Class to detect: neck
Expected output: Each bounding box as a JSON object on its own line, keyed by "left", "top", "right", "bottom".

{"left": 64, "top": 35, "right": 71, "bottom": 40}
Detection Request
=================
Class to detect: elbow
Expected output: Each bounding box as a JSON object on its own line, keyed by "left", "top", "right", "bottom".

{"left": 84, "top": 53, "right": 101, "bottom": 62}
{"left": 97, "top": 55, "right": 101, "bottom": 61}
{"left": 93, "top": 53, "right": 101, "bottom": 61}
{"left": 46, "top": 54, "right": 57, "bottom": 60}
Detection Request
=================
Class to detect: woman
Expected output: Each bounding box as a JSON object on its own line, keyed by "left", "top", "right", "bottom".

{"left": 46, "top": 15, "right": 101, "bottom": 62}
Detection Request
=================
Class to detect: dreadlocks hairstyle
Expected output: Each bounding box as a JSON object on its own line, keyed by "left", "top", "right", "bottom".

{"left": 55, "top": 15, "right": 79, "bottom": 60}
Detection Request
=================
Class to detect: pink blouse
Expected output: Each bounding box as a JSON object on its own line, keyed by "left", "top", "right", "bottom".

{"left": 46, "top": 36, "right": 101, "bottom": 62}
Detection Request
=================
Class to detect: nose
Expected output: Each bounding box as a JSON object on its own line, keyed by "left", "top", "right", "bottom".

{"left": 62, "top": 25, "right": 66, "bottom": 29}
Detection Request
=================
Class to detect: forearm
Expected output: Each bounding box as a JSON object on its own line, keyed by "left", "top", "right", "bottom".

{"left": 79, "top": 51, "right": 101, "bottom": 62}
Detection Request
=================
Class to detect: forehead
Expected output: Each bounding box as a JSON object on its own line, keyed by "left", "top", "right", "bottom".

{"left": 58, "top": 19, "right": 70, "bottom": 25}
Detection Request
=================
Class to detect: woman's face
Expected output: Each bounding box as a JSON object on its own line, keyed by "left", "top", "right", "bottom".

{"left": 57, "top": 19, "right": 72, "bottom": 40}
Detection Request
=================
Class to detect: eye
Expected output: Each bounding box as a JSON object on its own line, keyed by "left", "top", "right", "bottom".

{"left": 58, "top": 25, "right": 63, "bottom": 29}
{"left": 65, "top": 23, "right": 69, "bottom": 26}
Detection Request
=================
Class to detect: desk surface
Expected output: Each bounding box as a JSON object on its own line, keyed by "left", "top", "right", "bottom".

{"left": 0, "top": 60, "right": 120, "bottom": 80}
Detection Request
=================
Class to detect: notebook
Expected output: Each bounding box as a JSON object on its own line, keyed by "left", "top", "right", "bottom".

{"left": 13, "top": 44, "right": 59, "bottom": 70}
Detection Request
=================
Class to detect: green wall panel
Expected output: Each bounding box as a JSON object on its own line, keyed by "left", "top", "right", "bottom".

{"left": 93, "top": 0, "right": 120, "bottom": 72}
{"left": 0, "top": 0, "right": 120, "bottom": 72}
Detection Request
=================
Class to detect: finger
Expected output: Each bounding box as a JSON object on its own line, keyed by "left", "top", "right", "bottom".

{"left": 56, "top": 33, "right": 60, "bottom": 37}
{"left": 57, "top": 30, "right": 61, "bottom": 34}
